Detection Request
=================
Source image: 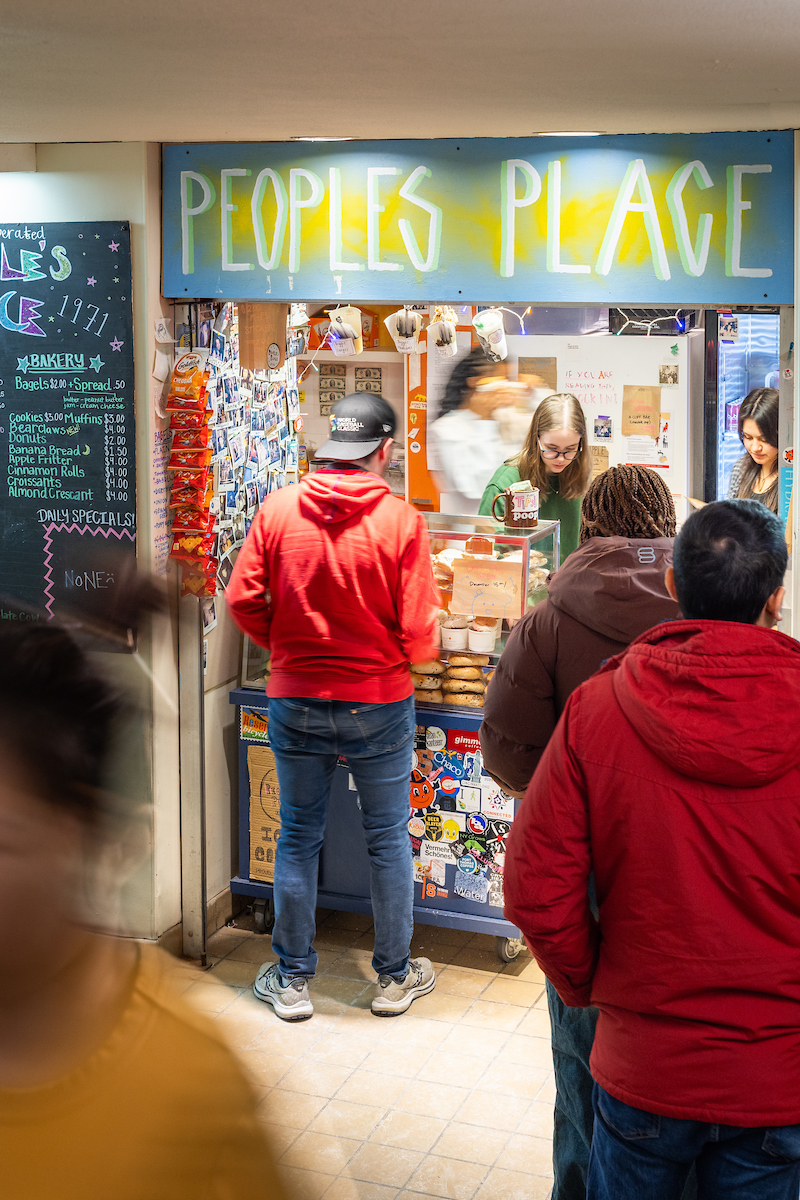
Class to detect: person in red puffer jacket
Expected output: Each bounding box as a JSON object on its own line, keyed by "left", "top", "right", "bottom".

{"left": 504, "top": 499, "right": 800, "bottom": 1199}
{"left": 227, "top": 394, "right": 440, "bottom": 1023}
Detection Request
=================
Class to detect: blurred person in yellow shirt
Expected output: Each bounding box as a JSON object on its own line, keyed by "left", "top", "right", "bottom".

{"left": 0, "top": 622, "right": 285, "bottom": 1200}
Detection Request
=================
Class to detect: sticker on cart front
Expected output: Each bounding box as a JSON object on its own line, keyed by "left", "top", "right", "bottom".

{"left": 241, "top": 709, "right": 270, "bottom": 744}
{"left": 458, "top": 854, "right": 478, "bottom": 875}
{"left": 420, "top": 840, "right": 452, "bottom": 865}
{"left": 487, "top": 874, "right": 505, "bottom": 908}
{"left": 425, "top": 726, "right": 446, "bottom": 751}
{"left": 426, "top": 858, "right": 447, "bottom": 886}
{"left": 424, "top": 812, "right": 444, "bottom": 842}
{"left": 439, "top": 776, "right": 460, "bottom": 796}
{"left": 413, "top": 859, "right": 425, "bottom": 883}
{"left": 456, "top": 785, "right": 481, "bottom": 813}
{"left": 442, "top": 817, "right": 463, "bottom": 842}
{"left": 480, "top": 785, "right": 515, "bottom": 820}
{"left": 467, "top": 813, "right": 488, "bottom": 836}
{"left": 454, "top": 870, "right": 489, "bottom": 903}
{"left": 408, "top": 817, "right": 426, "bottom": 838}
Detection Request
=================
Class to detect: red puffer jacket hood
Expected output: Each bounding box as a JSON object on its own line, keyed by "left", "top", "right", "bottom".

{"left": 608, "top": 618, "right": 800, "bottom": 787}
{"left": 299, "top": 467, "right": 390, "bottom": 525}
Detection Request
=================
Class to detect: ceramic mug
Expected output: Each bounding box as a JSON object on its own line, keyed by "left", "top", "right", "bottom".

{"left": 491, "top": 487, "right": 539, "bottom": 528}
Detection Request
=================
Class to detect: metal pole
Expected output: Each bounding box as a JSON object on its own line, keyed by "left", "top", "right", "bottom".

{"left": 179, "top": 593, "right": 207, "bottom": 961}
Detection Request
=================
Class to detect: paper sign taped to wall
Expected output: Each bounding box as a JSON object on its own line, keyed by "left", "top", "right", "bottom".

{"left": 248, "top": 744, "right": 281, "bottom": 882}
{"left": 518, "top": 356, "right": 557, "bottom": 392}
{"left": 622, "top": 385, "right": 661, "bottom": 437}
{"left": 451, "top": 556, "right": 523, "bottom": 619}
{"left": 590, "top": 445, "right": 609, "bottom": 479}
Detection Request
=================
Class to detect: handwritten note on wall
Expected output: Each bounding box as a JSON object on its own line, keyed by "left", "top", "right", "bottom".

{"left": 621, "top": 386, "right": 661, "bottom": 437}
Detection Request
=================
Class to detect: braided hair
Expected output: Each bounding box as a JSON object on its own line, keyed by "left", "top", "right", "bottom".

{"left": 579, "top": 465, "right": 676, "bottom": 545}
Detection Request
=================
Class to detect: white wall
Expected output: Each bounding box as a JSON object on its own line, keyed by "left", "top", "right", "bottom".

{"left": 0, "top": 143, "right": 182, "bottom": 938}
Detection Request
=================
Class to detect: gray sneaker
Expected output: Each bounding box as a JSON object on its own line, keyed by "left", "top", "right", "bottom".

{"left": 372, "top": 957, "right": 436, "bottom": 1016}
{"left": 253, "top": 962, "right": 314, "bottom": 1021}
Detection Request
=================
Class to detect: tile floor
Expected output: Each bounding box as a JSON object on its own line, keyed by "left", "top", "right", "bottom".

{"left": 174, "top": 910, "right": 555, "bottom": 1200}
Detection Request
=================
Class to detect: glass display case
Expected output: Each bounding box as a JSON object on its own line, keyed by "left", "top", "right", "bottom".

{"left": 414, "top": 512, "right": 560, "bottom": 714}
{"left": 240, "top": 636, "right": 270, "bottom": 690}
{"left": 238, "top": 513, "right": 559, "bottom": 699}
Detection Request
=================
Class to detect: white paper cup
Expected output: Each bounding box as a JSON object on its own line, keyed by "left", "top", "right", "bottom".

{"left": 468, "top": 625, "right": 498, "bottom": 652}
{"left": 472, "top": 309, "right": 508, "bottom": 362}
{"left": 441, "top": 625, "right": 469, "bottom": 650}
{"left": 329, "top": 306, "right": 363, "bottom": 355}
{"left": 429, "top": 319, "right": 458, "bottom": 358}
{"left": 384, "top": 308, "right": 422, "bottom": 354}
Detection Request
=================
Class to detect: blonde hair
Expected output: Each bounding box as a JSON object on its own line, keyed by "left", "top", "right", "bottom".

{"left": 514, "top": 393, "right": 590, "bottom": 501}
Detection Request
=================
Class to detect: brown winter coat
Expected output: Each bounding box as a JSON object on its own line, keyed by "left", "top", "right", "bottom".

{"left": 479, "top": 536, "right": 679, "bottom": 795}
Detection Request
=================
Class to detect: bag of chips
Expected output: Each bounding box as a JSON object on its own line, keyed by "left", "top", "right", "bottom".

{"left": 168, "top": 351, "right": 209, "bottom": 402}
{"left": 168, "top": 448, "right": 212, "bottom": 472}
{"left": 170, "top": 531, "right": 218, "bottom": 563}
{"left": 167, "top": 407, "right": 211, "bottom": 429}
{"left": 171, "top": 507, "right": 216, "bottom": 536}
{"left": 171, "top": 427, "right": 213, "bottom": 451}
{"left": 170, "top": 480, "right": 212, "bottom": 509}
{"left": 180, "top": 561, "right": 218, "bottom": 597}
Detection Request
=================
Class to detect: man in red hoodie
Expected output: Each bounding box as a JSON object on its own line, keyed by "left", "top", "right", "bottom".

{"left": 504, "top": 499, "right": 800, "bottom": 1198}
{"left": 227, "top": 394, "right": 440, "bottom": 1022}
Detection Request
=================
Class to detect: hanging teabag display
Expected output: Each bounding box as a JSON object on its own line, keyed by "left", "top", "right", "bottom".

{"left": 384, "top": 306, "right": 423, "bottom": 353}
{"left": 427, "top": 305, "right": 459, "bottom": 358}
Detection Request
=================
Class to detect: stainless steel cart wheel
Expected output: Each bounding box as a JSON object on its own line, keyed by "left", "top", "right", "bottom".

{"left": 253, "top": 898, "right": 275, "bottom": 935}
{"left": 496, "top": 936, "right": 524, "bottom": 962}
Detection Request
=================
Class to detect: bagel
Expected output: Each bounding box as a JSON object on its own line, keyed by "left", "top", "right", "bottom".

{"left": 415, "top": 689, "right": 443, "bottom": 705}
{"left": 442, "top": 678, "right": 486, "bottom": 695}
{"left": 450, "top": 692, "right": 484, "bottom": 708}
{"left": 411, "top": 673, "right": 441, "bottom": 690}
{"left": 411, "top": 659, "right": 446, "bottom": 675}
{"left": 447, "top": 654, "right": 490, "bottom": 667}
{"left": 446, "top": 667, "right": 483, "bottom": 681}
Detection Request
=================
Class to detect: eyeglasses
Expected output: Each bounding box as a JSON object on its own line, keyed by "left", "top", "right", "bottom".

{"left": 538, "top": 439, "right": 582, "bottom": 461}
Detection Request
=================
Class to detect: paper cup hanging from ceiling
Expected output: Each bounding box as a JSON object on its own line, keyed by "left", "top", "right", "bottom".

{"left": 329, "top": 305, "right": 363, "bottom": 356}
{"left": 472, "top": 308, "right": 508, "bottom": 362}
{"left": 428, "top": 318, "right": 458, "bottom": 358}
{"left": 384, "top": 308, "right": 422, "bottom": 353}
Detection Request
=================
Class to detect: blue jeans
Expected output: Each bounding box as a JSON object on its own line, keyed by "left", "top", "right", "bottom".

{"left": 588, "top": 1084, "right": 800, "bottom": 1200}
{"left": 267, "top": 695, "right": 415, "bottom": 979}
{"left": 547, "top": 980, "right": 599, "bottom": 1200}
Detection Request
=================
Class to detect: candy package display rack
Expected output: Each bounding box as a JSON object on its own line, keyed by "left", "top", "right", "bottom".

{"left": 414, "top": 513, "right": 560, "bottom": 714}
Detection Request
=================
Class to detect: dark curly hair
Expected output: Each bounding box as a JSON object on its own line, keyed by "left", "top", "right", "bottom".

{"left": 580, "top": 465, "right": 677, "bottom": 545}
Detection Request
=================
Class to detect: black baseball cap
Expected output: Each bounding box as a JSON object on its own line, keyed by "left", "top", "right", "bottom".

{"left": 315, "top": 393, "right": 397, "bottom": 461}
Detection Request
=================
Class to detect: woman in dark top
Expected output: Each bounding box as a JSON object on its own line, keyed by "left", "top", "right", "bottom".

{"left": 727, "top": 388, "right": 779, "bottom": 513}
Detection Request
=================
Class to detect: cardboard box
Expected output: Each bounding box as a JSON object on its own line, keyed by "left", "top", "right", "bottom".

{"left": 248, "top": 744, "right": 281, "bottom": 882}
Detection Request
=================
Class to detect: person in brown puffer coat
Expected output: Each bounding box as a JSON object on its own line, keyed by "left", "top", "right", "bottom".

{"left": 480, "top": 464, "right": 679, "bottom": 797}
{"left": 479, "top": 464, "right": 682, "bottom": 1200}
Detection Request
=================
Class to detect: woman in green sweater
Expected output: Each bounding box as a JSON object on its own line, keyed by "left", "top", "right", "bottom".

{"left": 479, "top": 393, "right": 590, "bottom": 559}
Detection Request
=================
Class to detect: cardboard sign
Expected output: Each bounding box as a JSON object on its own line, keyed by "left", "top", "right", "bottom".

{"left": 518, "top": 356, "right": 557, "bottom": 392}
{"left": 248, "top": 744, "right": 281, "bottom": 882}
{"left": 590, "top": 444, "right": 610, "bottom": 480}
{"left": 622, "top": 385, "right": 661, "bottom": 438}
{"left": 451, "top": 556, "right": 524, "bottom": 620}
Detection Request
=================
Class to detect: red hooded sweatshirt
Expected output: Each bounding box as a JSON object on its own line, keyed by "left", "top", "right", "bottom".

{"left": 225, "top": 467, "right": 440, "bottom": 702}
{"left": 504, "top": 618, "right": 800, "bottom": 1126}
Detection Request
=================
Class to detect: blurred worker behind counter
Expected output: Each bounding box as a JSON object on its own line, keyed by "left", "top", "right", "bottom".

{"left": 0, "top": 623, "right": 285, "bottom": 1200}
{"left": 427, "top": 346, "right": 533, "bottom": 514}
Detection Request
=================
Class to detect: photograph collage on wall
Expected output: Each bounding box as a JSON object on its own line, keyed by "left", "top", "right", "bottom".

{"left": 167, "top": 303, "right": 308, "bottom": 596}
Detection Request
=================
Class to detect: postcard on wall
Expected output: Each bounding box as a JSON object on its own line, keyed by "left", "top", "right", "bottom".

{"left": 622, "top": 385, "right": 661, "bottom": 438}
{"left": 518, "top": 356, "right": 557, "bottom": 393}
{"left": 659, "top": 364, "right": 679, "bottom": 387}
{"left": 590, "top": 445, "right": 610, "bottom": 479}
{"left": 593, "top": 415, "right": 612, "bottom": 441}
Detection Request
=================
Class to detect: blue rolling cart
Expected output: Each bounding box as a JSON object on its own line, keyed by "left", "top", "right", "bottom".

{"left": 229, "top": 688, "right": 525, "bottom": 962}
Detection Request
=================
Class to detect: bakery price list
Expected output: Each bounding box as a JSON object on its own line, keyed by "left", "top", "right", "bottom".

{"left": 0, "top": 221, "right": 137, "bottom": 624}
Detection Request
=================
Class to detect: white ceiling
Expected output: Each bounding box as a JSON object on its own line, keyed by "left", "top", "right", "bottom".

{"left": 3, "top": 0, "right": 800, "bottom": 143}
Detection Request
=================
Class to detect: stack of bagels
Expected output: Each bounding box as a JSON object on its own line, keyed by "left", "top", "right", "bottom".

{"left": 411, "top": 655, "right": 494, "bottom": 708}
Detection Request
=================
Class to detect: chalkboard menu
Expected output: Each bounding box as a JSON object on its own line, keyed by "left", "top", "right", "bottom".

{"left": 0, "top": 222, "right": 136, "bottom": 635}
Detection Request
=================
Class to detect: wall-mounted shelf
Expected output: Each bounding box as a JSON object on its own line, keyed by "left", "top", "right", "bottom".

{"left": 298, "top": 349, "right": 405, "bottom": 364}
